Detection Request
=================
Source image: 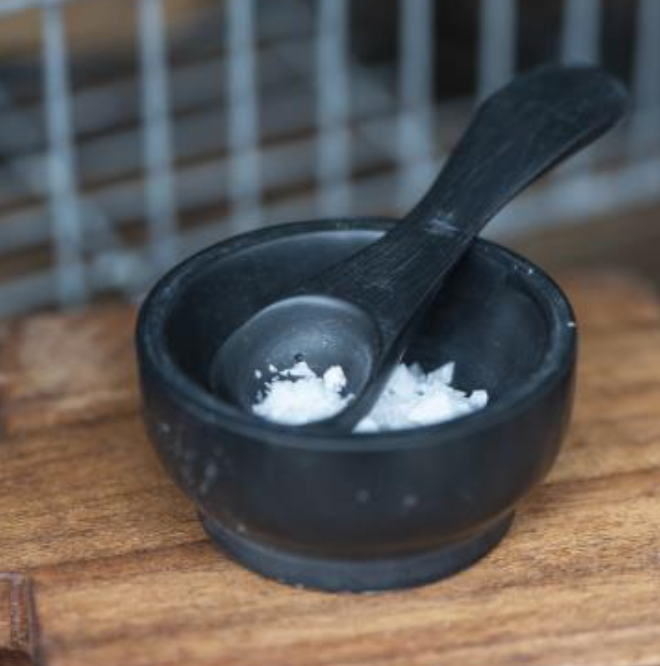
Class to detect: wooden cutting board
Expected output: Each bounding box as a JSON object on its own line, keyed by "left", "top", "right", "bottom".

{"left": 1, "top": 271, "right": 660, "bottom": 666}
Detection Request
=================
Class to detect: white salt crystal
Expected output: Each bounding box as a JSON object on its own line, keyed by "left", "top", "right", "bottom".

{"left": 468, "top": 390, "right": 489, "bottom": 409}
{"left": 252, "top": 361, "right": 352, "bottom": 425}
{"left": 323, "top": 365, "right": 347, "bottom": 393}
{"left": 284, "top": 361, "right": 316, "bottom": 379}
{"left": 386, "top": 364, "right": 419, "bottom": 396}
{"left": 408, "top": 391, "right": 466, "bottom": 425}
{"left": 428, "top": 361, "right": 455, "bottom": 385}
{"left": 253, "top": 359, "right": 488, "bottom": 432}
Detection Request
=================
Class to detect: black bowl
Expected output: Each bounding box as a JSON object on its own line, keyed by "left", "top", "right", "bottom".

{"left": 136, "top": 218, "right": 576, "bottom": 592}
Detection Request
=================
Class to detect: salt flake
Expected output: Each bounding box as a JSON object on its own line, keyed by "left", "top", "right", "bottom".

{"left": 253, "top": 358, "right": 488, "bottom": 433}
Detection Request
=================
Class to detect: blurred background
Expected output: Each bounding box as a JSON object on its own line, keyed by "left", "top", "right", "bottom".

{"left": 0, "top": 0, "right": 658, "bottom": 316}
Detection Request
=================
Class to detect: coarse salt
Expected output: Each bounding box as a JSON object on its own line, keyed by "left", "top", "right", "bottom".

{"left": 252, "top": 362, "right": 352, "bottom": 426}
{"left": 252, "top": 360, "right": 488, "bottom": 433}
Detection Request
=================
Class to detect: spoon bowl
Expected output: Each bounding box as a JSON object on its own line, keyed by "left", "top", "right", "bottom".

{"left": 211, "top": 295, "right": 381, "bottom": 416}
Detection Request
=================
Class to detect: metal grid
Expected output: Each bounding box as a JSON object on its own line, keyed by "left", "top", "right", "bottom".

{"left": 0, "top": 0, "right": 658, "bottom": 315}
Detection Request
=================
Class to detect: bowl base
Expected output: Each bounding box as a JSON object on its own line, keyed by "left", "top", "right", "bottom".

{"left": 202, "top": 512, "right": 514, "bottom": 592}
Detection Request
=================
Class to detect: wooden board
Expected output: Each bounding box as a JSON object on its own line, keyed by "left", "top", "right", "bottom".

{"left": 1, "top": 271, "right": 660, "bottom": 666}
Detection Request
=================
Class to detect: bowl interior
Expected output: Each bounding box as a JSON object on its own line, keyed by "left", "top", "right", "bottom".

{"left": 161, "top": 222, "right": 553, "bottom": 417}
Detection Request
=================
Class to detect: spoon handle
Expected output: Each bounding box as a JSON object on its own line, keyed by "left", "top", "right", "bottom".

{"left": 313, "top": 66, "right": 626, "bottom": 347}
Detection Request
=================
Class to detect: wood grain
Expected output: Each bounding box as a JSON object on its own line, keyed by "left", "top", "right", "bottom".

{"left": 0, "top": 305, "right": 137, "bottom": 437}
{"left": 0, "top": 271, "right": 659, "bottom": 666}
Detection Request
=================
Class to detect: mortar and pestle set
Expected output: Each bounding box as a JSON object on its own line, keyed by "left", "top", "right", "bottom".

{"left": 136, "top": 66, "right": 626, "bottom": 591}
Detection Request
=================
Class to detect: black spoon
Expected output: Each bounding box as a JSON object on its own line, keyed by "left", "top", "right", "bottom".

{"left": 212, "top": 65, "right": 626, "bottom": 431}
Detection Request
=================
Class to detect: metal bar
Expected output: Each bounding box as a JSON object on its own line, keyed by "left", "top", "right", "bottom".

{"left": 0, "top": 81, "right": 129, "bottom": 293}
{"left": 478, "top": 0, "right": 517, "bottom": 99}
{"left": 398, "top": 0, "right": 434, "bottom": 130}
{"left": 397, "top": 0, "right": 435, "bottom": 210}
{"left": 316, "top": 0, "right": 351, "bottom": 215}
{"left": 139, "top": 0, "right": 178, "bottom": 272}
{"left": 561, "top": 0, "right": 602, "bottom": 64}
{"left": 42, "top": 1, "right": 87, "bottom": 305}
{"left": 226, "top": 0, "right": 261, "bottom": 231}
{"left": 559, "top": 0, "right": 603, "bottom": 173}
{"left": 630, "top": 0, "right": 660, "bottom": 155}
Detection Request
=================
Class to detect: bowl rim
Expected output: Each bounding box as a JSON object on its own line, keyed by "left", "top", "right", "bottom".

{"left": 136, "top": 217, "right": 577, "bottom": 452}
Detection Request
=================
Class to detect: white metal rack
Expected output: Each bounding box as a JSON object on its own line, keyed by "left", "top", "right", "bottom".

{"left": 0, "top": 0, "right": 657, "bottom": 315}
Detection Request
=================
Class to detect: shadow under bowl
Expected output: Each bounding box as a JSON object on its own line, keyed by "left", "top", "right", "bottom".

{"left": 136, "top": 218, "right": 577, "bottom": 592}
